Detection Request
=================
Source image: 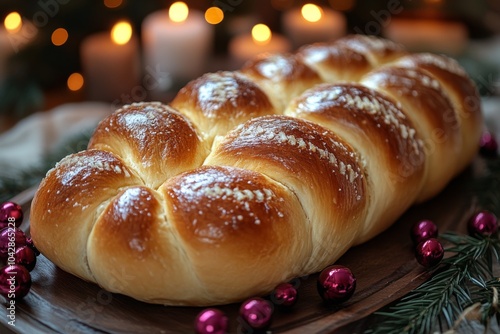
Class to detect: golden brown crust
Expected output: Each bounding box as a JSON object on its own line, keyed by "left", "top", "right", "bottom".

{"left": 88, "top": 102, "right": 208, "bottom": 189}
{"left": 170, "top": 71, "right": 277, "bottom": 144}
{"left": 297, "top": 42, "right": 372, "bottom": 82}
{"left": 285, "top": 83, "right": 426, "bottom": 241}
{"left": 241, "top": 53, "right": 323, "bottom": 110}
{"left": 30, "top": 150, "right": 141, "bottom": 282}
{"left": 361, "top": 65, "right": 463, "bottom": 200}
{"left": 87, "top": 186, "right": 203, "bottom": 304}
{"left": 162, "top": 165, "right": 311, "bottom": 304}
{"left": 336, "top": 34, "right": 407, "bottom": 66}
{"left": 30, "top": 35, "right": 483, "bottom": 306}
{"left": 394, "top": 53, "right": 483, "bottom": 170}
{"left": 205, "top": 115, "right": 368, "bottom": 268}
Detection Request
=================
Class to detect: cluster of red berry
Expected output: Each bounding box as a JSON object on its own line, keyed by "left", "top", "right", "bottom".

{"left": 0, "top": 202, "right": 39, "bottom": 300}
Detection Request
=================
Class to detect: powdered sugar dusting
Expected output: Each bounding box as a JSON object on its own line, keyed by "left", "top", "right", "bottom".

{"left": 254, "top": 54, "right": 294, "bottom": 79}
{"left": 203, "top": 186, "right": 274, "bottom": 203}
{"left": 397, "top": 53, "right": 467, "bottom": 78}
{"left": 54, "top": 151, "right": 133, "bottom": 186}
{"left": 341, "top": 34, "right": 404, "bottom": 55}
{"left": 236, "top": 118, "right": 362, "bottom": 183}
{"left": 198, "top": 72, "right": 241, "bottom": 108}
{"left": 297, "top": 85, "right": 422, "bottom": 157}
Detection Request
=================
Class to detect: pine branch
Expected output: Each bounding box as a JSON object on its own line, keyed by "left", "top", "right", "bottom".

{"left": 0, "top": 129, "right": 92, "bottom": 202}
{"left": 366, "top": 233, "right": 500, "bottom": 334}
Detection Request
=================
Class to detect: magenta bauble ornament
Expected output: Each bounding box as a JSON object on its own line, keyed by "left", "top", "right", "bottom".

{"left": 411, "top": 219, "right": 438, "bottom": 245}
{"left": 0, "top": 202, "right": 23, "bottom": 229}
{"left": 415, "top": 238, "right": 444, "bottom": 267}
{"left": 0, "top": 227, "right": 27, "bottom": 260}
{"left": 271, "top": 282, "right": 298, "bottom": 307}
{"left": 14, "top": 246, "right": 37, "bottom": 272}
{"left": 194, "top": 308, "right": 228, "bottom": 334}
{"left": 239, "top": 297, "right": 273, "bottom": 330}
{"left": 317, "top": 265, "right": 356, "bottom": 303}
{"left": 0, "top": 264, "right": 31, "bottom": 299}
{"left": 468, "top": 210, "right": 498, "bottom": 236}
{"left": 479, "top": 132, "right": 498, "bottom": 157}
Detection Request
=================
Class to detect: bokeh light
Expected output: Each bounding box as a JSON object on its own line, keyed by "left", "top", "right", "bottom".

{"left": 301, "top": 4, "right": 323, "bottom": 23}
{"left": 51, "top": 28, "right": 68, "bottom": 46}
{"left": 169, "top": 2, "right": 189, "bottom": 23}
{"left": 205, "top": 7, "right": 224, "bottom": 25}
{"left": 252, "top": 24, "right": 271, "bottom": 45}
{"left": 111, "top": 21, "right": 132, "bottom": 45}
{"left": 4, "top": 12, "right": 22, "bottom": 33}
{"left": 67, "top": 73, "right": 84, "bottom": 91}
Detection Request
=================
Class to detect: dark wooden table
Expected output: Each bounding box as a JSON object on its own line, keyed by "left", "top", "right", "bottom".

{"left": 0, "top": 156, "right": 490, "bottom": 333}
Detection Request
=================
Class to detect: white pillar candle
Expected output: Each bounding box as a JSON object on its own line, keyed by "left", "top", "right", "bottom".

{"left": 142, "top": 2, "right": 214, "bottom": 87}
{"left": 282, "top": 4, "right": 346, "bottom": 49}
{"left": 80, "top": 21, "right": 140, "bottom": 102}
{"left": 0, "top": 13, "right": 37, "bottom": 83}
{"left": 229, "top": 24, "right": 291, "bottom": 66}
{"left": 383, "top": 18, "right": 468, "bottom": 55}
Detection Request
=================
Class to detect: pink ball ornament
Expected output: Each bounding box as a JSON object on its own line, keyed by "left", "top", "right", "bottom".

{"left": 15, "top": 246, "right": 37, "bottom": 272}
{"left": 479, "top": 132, "right": 498, "bottom": 157}
{"left": 468, "top": 210, "right": 498, "bottom": 236}
{"left": 271, "top": 282, "right": 298, "bottom": 307}
{"left": 411, "top": 219, "right": 438, "bottom": 245}
{"left": 0, "top": 264, "right": 31, "bottom": 299}
{"left": 317, "top": 265, "right": 356, "bottom": 304}
{"left": 415, "top": 238, "right": 444, "bottom": 268}
{"left": 194, "top": 308, "right": 228, "bottom": 334}
{"left": 239, "top": 297, "right": 273, "bottom": 330}
{"left": 0, "top": 227, "right": 27, "bottom": 260}
{"left": 0, "top": 202, "right": 23, "bottom": 229}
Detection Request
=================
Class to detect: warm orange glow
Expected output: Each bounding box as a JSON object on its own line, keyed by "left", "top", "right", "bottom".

{"left": 104, "top": 0, "right": 123, "bottom": 8}
{"left": 271, "top": 0, "right": 294, "bottom": 11}
{"left": 4, "top": 12, "right": 22, "bottom": 33}
{"left": 301, "top": 4, "right": 323, "bottom": 23}
{"left": 169, "top": 2, "right": 189, "bottom": 23}
{"left": 67, "top": 73, "right": 84, "bottom": 91}
{"left": 205, "top": 7, "right": 223, "bottom": 25}
{"left": 111, "top": 21, "right": 132, "bottom": 45}
{"left": 51, "top": 28, "right": 68, "bottom": 46}
{"left": 328, "top": 0, "right": 356, "bottom": 11}
{"left": 251, "top": 24, "right": 271, "bottom": 45}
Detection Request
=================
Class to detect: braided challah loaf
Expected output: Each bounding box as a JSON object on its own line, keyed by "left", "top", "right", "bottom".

{"left": 30, "top": 35, "right": 483, "bottom": 306}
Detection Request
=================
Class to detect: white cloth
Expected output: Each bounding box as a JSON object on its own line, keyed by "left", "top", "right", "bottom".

{"left": 0, "top": 102, "right": 112, "bottom": 178}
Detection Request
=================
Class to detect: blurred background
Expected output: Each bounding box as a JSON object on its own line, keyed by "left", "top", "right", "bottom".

{"left": 0, "top": 0, "right": 499, "bottom": 198}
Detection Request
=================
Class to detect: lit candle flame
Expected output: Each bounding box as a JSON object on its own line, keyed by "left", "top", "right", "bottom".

{"left": 4, "top": 12, "right": 22, "bottom": 33}
{"left": 111, "top": 21, "right": 132, "bottom": 45}
{"left": 301, "top": 4, "right": 323, "bottom": 23}
{"left": 169, "top": 2, "right": 189, "bottom": 23}
{"left": 251, "top": 24, "right": 271, "bottom": 45}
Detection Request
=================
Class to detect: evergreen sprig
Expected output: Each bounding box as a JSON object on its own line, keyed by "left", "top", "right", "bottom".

{"left": 0, "top": 129, "right": 92, "bottom": 202}
{"left": 367, "top": 233, "right": 500, "bottom": 334}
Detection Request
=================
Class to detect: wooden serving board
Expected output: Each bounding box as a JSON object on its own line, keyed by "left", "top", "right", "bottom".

{"left": 0, "top": 158, "right": 489, "bottom": 334}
